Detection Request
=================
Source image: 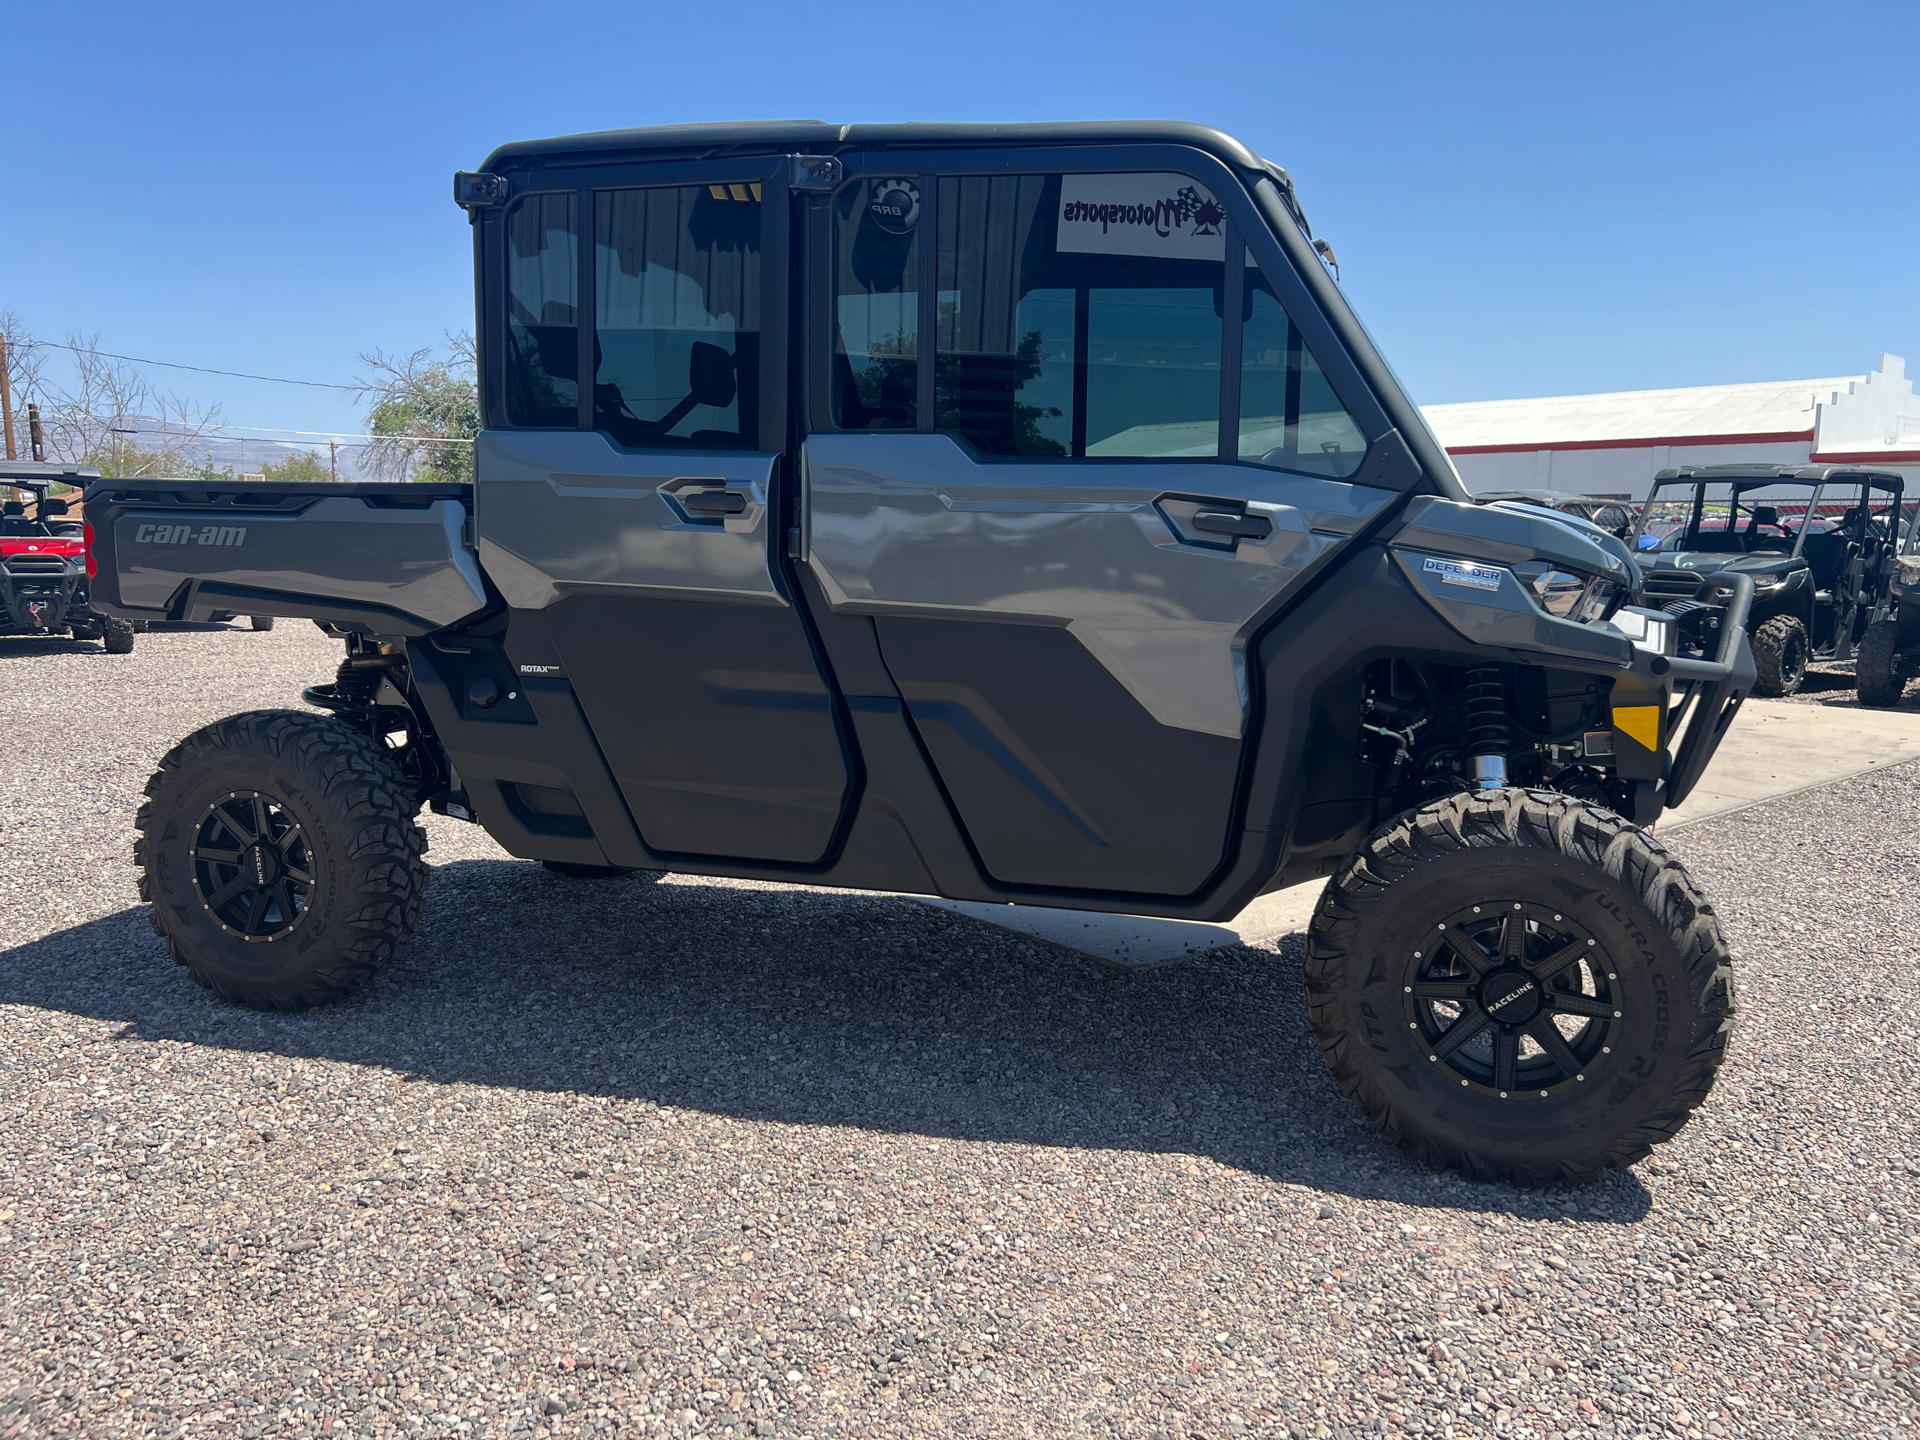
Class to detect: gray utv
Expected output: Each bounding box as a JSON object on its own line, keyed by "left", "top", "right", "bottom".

{"left": 1634, "top": 464, "right": 1904, "bottom": 696}
{"left": 85, "top": 121, "right": 1753, "bottom": 1186}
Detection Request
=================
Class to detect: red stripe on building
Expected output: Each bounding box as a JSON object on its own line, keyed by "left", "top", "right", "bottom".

{"left": 1808, "top": 451, "right": 1920, "bottom": 464}
{"left": 1445, "top": 430, "right": 1814, "bottom": 456}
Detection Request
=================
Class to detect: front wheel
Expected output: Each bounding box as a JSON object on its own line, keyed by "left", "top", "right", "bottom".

{"left": 134, "top": 710, "right": 429, "bottom": 1009}
{"left": 1306, "top": 788, "right": 1735, "bottom": 1186}
{"left": 1750, "top": 614, "right": 1807, "bottom": 696}
{"left": 1855, "top": 618, "right": 1907, "bottom": 706}
{"left": 249, "top": 615, "right": 276, "bottom": 631}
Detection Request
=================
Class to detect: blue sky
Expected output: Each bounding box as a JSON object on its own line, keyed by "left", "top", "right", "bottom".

{"left": 6, "top": 0, "right": 1917, "bottom": 443}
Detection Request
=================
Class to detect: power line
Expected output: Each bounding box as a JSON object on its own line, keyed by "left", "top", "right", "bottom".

{"left": 18, "top": 338, "right": 361, "bottom": 391}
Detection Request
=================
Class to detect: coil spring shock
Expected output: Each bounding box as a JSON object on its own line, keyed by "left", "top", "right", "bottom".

{"left": 1462, "top": 665, "right": 1509, "bottom": 791}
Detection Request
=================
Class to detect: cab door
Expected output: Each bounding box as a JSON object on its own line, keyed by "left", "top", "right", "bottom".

{"left": 797, "top": 154, "right": 1411, "bottom": 896}
{"left": 475, "top": 160, "right": 853, "bottom": 864}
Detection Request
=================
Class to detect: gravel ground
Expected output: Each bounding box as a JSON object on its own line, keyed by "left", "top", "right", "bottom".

{"left": 0, "top": 623, "right": 1915, "bottom": 1440}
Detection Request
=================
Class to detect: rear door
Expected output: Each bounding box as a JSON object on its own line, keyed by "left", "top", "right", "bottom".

{"left": 475, "top": 159, "right": 854, "bottom": 864}
{"left": 797, "top": 151, "right": 1410, "bottom": 896}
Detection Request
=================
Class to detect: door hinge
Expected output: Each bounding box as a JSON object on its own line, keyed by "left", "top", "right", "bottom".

{"left": 789, "top": 155, "right": 842, "bottom": 192}
{"left": 786, "top": 525, "right": 805, "bottom": 560}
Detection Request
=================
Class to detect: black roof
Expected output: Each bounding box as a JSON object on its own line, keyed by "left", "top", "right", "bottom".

{"left": 0, "top": 461, "right": 102, "bottom": 492}
{"left": 1652, "top": 463, "right": 1902, "bottom": 487}
{"left": 481, "top": 119, "right": 1275, "bottom": 178}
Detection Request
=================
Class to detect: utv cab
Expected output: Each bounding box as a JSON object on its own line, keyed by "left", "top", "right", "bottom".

{"left": 0, "top": 463, "right": 135, "bottom": 653}
{"left": 1634, "top": 464, "right": 1904, "bottom": 696}
{"left": 87, "top": 120, "right": 1757, "bottom": 1186}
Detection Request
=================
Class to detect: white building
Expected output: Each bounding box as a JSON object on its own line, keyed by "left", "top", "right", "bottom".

{"left": 1422, "top": 353, "right": 1920, "bottom": 498}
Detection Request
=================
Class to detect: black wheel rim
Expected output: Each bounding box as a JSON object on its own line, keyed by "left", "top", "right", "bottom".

{"left": 1402, "top": 902, "right": 1621, "bottom": 1100}
{"left": 1784, "top": 632, "right": 1807, "bottom": 685}
{"left": 191, "top": 791, "right": 314, "bottom": 941}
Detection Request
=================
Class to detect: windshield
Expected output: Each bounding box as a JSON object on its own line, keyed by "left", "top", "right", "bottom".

{"left": 1636, "top": 477, "right": 1903, "bottom": 557}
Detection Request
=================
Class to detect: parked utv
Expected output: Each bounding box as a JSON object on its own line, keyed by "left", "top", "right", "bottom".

{"left": 1856, "top": 501, "right": 1920, "bottom": 705}
{"left": 0, "top": 463, "right": 135, "bottom": 652}
{"left": 87, "top": 121, "right": 1754, "bottom": 1186}
{"left": 1634, "top": 464, "right": 1904, "bottom": 696}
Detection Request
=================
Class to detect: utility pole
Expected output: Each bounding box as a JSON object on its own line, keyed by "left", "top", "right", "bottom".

{"left": 0, "top": 335, "right": 15, "bottom": 460}
{"left": 27, "top": 402, "right": 45, "bottom": 462}
{"left": 329, "top": 439, "right": 338, "bottom": 482}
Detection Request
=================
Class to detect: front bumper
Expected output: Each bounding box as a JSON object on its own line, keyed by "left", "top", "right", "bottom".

{"left": 0, "top": 564, "right": 86, "bottom": 633}
{"left": 1618, "top": 572, "right": 1757, "bottom": 815}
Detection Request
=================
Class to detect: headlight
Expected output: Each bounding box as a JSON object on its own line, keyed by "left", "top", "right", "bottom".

{"left": 1898, "top": 557, "right": 1920, "bottom": 588}
{"left": 1515, "top": 562, "right": 1624, "bottom": 623}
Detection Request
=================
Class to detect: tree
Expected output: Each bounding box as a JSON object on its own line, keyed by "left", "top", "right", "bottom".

{"left": 357, "top": 333, "right": 478, "bottom": 483}
{"left": 0, "top": 320, "right": 222, "bottom": 477}
{"left": 259, "top": 450, "right": 332, "bottom": 484}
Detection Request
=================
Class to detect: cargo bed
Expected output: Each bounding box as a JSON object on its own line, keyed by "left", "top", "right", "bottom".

{"left": 85, "top": 478, "right": 488, "bottom": 636}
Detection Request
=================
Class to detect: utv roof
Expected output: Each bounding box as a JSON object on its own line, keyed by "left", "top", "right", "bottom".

{"left": 481, "top": 119, "right": 1284, "bottom": 183}
{"left": 0, "top": 461, "right": 101, "bottom": 491}
{"left": 1652, "top": 463, "right": 1903, "bottom": 486}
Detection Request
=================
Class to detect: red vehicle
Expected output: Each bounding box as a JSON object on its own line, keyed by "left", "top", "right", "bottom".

{"left": 0, "top": 464, "right": 135, "bottom": 652}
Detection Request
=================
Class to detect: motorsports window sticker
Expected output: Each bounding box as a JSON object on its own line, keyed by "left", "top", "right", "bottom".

{"left": 1423, "top": 556, "right": 1504, "bottom": 593}
{"left": 1057, "top": 173, "right": 1257, "bottom": 264}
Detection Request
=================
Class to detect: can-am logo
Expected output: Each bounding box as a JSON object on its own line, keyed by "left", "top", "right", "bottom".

{"left": 132, "top": 523, "right": 247, "bottom": 547}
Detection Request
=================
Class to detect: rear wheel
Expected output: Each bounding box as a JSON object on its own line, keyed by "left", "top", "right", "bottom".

{"left": 249, "top": 615, "right": 276, "bottom": 631}
{"left": 1750, "top": 614, "right": 1807, "bottom": 696}
{"left": 135, "top": 710, "right": 429, "bottom": 1009}
{"left": 1855, "top": 618, "right": 1907, "bottom": 706}
{"left": 101, "top": 617, "right": 135, "bottom": 654}
{"left": 1305, "top": 788, "right": 1734, "bottom": 1186}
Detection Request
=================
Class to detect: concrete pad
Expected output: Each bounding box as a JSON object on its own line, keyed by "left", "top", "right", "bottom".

{"left": 921, "top": 696, "right": 1920, "bottom": 963}
{"left": 1661, "top": 697, "right": 1920, "bottom": 829}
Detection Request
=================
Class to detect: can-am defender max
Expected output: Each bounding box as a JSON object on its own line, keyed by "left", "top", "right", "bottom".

{"left": 1634, "top": 464, "right": 1904, "bottom": 696}
{"left": 86, "top": 121, "right": 1753, "bottom": 1185}
{"left": 0, "top": 463, "right": 135, "bottom": 652}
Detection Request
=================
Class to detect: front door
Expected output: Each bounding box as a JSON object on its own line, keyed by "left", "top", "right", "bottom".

{"left": 800, "top": 162, "right": 1401, "bottom": 896}
{"left": 475, "top": 161, "right": 853, "bottom": 864}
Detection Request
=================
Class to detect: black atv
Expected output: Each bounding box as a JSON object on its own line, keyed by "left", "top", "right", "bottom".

{"left": 0, "top": 464, "right": 135, "bottom": 653}
{"left": 1633, "top": 464, "right": 1903, "bottom": 697}
{"left": 1855, "top": 500, "right": 1920, "bottom": 705}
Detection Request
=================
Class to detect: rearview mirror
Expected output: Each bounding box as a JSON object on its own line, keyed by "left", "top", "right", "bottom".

{"left": 688, "top": 342, "right": 737, "bottom": 410}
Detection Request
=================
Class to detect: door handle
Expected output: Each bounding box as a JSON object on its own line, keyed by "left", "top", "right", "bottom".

{"left": 681, "top": 489, "right": 748, "bottom": 517}
{"left": 1191, "top": 509, "right": 1272, "bottom": 540}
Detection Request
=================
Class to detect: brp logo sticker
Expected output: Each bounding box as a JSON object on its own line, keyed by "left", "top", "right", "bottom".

{"left": 868, "top": 179, "right": 920, "bottom": 235}
{"left": 1423, "top": 556, "right": 1504, "bottom": 593}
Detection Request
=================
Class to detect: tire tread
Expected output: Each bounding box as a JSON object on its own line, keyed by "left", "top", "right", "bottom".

{"left": 1305, "top": 787, "right": 1735, "bottom": 1186}
{"left": 133, "top": 709, "right": 428, "bottom": 1010}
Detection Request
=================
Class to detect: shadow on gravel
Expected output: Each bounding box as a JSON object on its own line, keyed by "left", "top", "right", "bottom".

{"left": 0, "top": 859, "right": 1652, "bottom": 1221}
{"left": 0, "top": 636, "right": 121, "bottom": 659}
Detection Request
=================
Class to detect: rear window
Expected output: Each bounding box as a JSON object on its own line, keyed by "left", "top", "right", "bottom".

{"left": 504, "top": 194, "right": 580, "bottom": 428}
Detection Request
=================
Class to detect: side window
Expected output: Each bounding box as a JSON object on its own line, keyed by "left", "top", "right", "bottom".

{"left": 932, "top": 172, "right": 1224, "bottom": 457}
{"left": 594, "top": 185, "right": 760, "bottom": 449}
{"left": 832, "top": 179, "right": 922, "bottom": 430}
{"left": 1238, "top": 279, "right": 1367, "bottom": 478}
{"left": 505, "top": 194, "right": 579, "bottom": 428}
